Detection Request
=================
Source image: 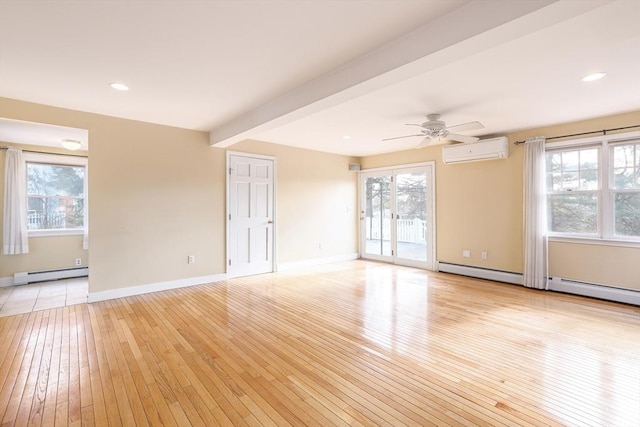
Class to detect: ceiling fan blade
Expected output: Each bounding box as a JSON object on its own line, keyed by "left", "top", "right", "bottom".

{"left": 382, "top": 134, "right": 423, "bottom": 141}
{"left": 447, "top": 134, "right": 480, "bottom": 144}
{"left": 405, "top": 123, "right": 423, "bottom": 127}
{"left": 416, "top": 137, "right": 432, "bottom": 149}
{"left": 446, "top": 121, "right": 484, "bottom": 133}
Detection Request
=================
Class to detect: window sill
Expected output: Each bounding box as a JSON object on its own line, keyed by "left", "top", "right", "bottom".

{"left": 548, "top": 235, "right": 640, "bottom": 248}
{"left": 29, "top": 229, "right": 85, "bottom": 238}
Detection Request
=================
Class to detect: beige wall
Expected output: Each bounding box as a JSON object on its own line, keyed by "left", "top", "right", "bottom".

{"left": 362, "top": 136, "right": 524, "bottom": 273}
{"left": 230, "top": 140, "right": 359, "bottom": 264}
{"left": 0, "top": 143, "right": 89, "bottom": 278}
{"left": 0, "top": 98, "right": 223, "bottom": 292}
{"left": 1, "top": 97, "right": 637, "bottom": 294}
{"left": 548, "top": 242, "right": 639, "bottom": 290}
{"left": 0, "top": 97, "right": 357, "bottom": 294}
{"left": 362, "top": 111, "right": 640, "bottom": 291}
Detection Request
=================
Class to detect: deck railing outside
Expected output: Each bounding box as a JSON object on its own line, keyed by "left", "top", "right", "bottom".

{"left": 365, "top": 217, "right": 426, "bottom": 243}
{"left": 27, "top": 212, "right": 66, "bottom": 229}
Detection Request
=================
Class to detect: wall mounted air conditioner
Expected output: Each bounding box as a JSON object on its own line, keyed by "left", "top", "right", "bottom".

{"left": 442, "top": 136, "right": 509, "bottom": 164}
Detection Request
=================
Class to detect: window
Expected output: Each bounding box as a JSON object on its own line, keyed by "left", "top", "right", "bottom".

{"left": 546, "top": 147, "right": 599, "bottom": 235}
{"left": 545, "top": 132, "right": 640, "bottom": 241}
{"left": 24, "top": 153, "right": 87, "bottom": 235}
{"left": 611, "top": 142, "right": 640, "bottom": 237}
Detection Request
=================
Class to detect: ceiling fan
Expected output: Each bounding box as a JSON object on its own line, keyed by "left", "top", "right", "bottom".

{"left": 383, "top": 114, "right": 484, "bottom": 148}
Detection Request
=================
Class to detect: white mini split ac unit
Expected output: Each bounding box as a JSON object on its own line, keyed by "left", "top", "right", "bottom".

{"left": 442, "top": 136, "right": 509, "bottom": 164}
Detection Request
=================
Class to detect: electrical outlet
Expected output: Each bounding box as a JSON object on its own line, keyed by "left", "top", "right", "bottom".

{"left": 462, "top": 250, "right": 471, "bottom": 258}
{"left": 481, "top": 251, "right": 488, "bottom": 260}
{"left": 188, "top": 255, "right": 195, "bottom": 264}
{"left": 75, "top": 258, "right": 82, "bottom": 266}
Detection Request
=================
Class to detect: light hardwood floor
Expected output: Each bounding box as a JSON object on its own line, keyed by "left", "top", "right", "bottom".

{"left": 1, "top": 260, "right": 638, "bottom": 426}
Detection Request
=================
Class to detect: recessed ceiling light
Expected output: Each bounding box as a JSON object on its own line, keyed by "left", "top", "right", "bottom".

{"left": 110, "top": 82, "right": 129, "bottom": 91}
{"left": 581, "top": 72, "right": 607, "bottom": 82}
{"left": 343, "top": 135, "right": 352, "bottom": 140}
{"left": 61, "top": 139, "right": 82, "bottom": 150}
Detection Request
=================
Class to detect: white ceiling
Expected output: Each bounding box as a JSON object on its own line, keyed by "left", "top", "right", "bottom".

{"left": 0, "top": 118, "right": 88, "bottom": 150}
{"left": 0, "top": 0, "right": 638, "bottom": 156}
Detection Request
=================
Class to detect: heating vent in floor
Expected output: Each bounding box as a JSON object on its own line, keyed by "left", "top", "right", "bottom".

{"left": 13, "top": 267, "right": 88, "bottom": 285}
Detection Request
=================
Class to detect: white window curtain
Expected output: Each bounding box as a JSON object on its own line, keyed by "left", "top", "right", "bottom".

{"left": 523, "top": 137, "right": 547, "bottom": 289}
{"left": 2, "top": 148, "right": 29, "bottom": 254}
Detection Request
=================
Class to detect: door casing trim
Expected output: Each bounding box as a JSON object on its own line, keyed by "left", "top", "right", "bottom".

{"left": 226, "top": 150, "right": 278, "bottom": 278}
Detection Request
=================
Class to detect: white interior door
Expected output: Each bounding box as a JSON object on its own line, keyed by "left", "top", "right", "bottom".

{"left": 228, "top": 153, "right": 275, "bottom": 278}
{"left": 360, "top": 164, "right": 435, "bottom": 270}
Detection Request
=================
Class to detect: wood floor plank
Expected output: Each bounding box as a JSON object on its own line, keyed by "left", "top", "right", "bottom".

{"left": 0, "top": 313, "right": 34, "bottom": 424}
{"left": 67, "top": 305, "right": 82, "bottom": 424}
{"left": 88, "top": 304, "right": 122, "bottom": 427}
{"left": 55, "top": 305, "right": 71, "bottom": 425}
{"left": 41, "top": 308, "right": 63, "bottom": 427}
{"left": 0, "top": 315, "right": 21, "bottom": 371}
{"left": 28, "top": 308, "right": 57, "bottom": 426}
{"left": 1, "top": 260, "right": 638, "bottom": 426}
{"left": 3, "top": 312, "right": 46, "bottom": 424}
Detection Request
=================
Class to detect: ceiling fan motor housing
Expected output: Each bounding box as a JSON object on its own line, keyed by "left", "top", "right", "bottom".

{"left": 422, "top": 114, "right": 448, "bottom": 137}
{"left": 422, "top": 114, "right": 448, "bottom": 138}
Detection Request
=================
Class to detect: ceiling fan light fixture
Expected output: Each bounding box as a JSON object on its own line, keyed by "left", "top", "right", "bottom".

{"left": 581, "top": 72, "right": 607, "bottom": 82}
{"left": 61, "top": 139, "right": 82, "bottom": 150}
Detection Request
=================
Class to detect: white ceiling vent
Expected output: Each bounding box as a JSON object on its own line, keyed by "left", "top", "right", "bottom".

{"left": 442, "top": 137, "right": 509, "bottom": 164}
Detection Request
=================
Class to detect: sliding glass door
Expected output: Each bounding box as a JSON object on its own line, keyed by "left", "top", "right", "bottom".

{"left": 360, "top": 164, "right": 435, "bottom": 269}
{"left": 362, "top": 172, "right": 392, "bottom": 258}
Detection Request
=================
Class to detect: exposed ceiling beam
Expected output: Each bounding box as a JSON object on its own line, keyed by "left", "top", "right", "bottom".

{"left": 210, "top": 0, "right": 608, "bottom": 148}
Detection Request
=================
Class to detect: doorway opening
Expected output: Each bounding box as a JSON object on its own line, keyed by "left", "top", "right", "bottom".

{"left": 0, "top": 118, "right": 89, "bottom": 316}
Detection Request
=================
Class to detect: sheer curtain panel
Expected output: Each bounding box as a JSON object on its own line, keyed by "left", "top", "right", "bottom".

{"left": 2, "top": 148, "right": 29, "bottom": 254}
{"left": 523, "top": 137, "right": 547, "bottom": 289}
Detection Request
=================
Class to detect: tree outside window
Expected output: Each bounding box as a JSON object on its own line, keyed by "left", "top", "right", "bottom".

{"left": 611, "top": 143, "right": 640, "bottom": 237}
{"left": 545, "top": 147, "right": 599, "bottom": 235}
{"left": 27, "top": 163, "right": 85, "bottom": 230}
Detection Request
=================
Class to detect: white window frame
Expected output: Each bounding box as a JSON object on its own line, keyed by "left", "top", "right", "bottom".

{"left": 23, "top": 152, "right": 88, "bottom": 237}
{"left": 545, "top": 130, "right": 640, "bottom": 247}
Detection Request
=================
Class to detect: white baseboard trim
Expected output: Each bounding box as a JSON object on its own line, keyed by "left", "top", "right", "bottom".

{"left": 277, "top": 253, "right": 360, "bottom": 272}
{"left": 437, "top": 262, "right": 523, "bottom": 285}
{"left": 88, "top": 273, "right": 227, "bottom": 303}
{"left": 548, "top": 277, "right": 639, "bottom": 306}
{"left": 0, "top": 277, "right": 14, "bottom": 287}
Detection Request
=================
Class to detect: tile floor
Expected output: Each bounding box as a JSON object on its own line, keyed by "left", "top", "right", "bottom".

{"left": 0, "top": 277, "right": 88, "bottom": 317}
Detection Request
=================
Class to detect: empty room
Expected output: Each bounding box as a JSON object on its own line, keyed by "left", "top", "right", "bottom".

{"left": 1, "top": 1, "right": 639, "bottom": 426}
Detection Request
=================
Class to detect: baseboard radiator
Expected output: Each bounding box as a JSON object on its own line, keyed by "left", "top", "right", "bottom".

{"left": 547, "top": 277, "right": 639, "bottom": 306}
{"left": 437, "top": 262, "right": 523, "bottom": 285}
{"left": 437, "top": 262, "right": 638, "bottom": 306}
{"left": 13, "top": 267, "right": 88, "bottom": 285}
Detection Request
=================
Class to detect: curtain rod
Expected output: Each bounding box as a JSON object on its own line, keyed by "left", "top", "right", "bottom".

{"left": 0, "top": 145, "right": 88, "bottom": 158}
{"left": 513, "top": 124, "right": 640, "bottom": 145}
